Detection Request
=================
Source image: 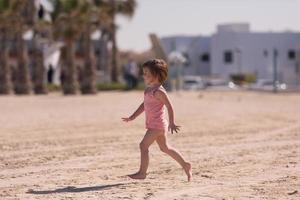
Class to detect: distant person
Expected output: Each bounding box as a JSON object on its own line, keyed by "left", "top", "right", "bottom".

{"left": 169, "top": 63, "right": 183, "bottom": 92}
{"left": 129, "top": 60, "right": 139, "bottom": 88}
{"left": 47, "top": 64, "right": 54, "bottom": 84}
{"left": 123, "top": 59, "right": 139, "bottom": 89}
{"left": 122, "top": 59, "right": 192, "bottom": 181}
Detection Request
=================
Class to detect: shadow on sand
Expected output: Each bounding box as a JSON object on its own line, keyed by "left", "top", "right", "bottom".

{"left": 27, "top": 183, "right": 126, "bottom": 194}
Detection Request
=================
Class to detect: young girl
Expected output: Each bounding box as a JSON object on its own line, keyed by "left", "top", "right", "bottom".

{"left": 122, "top": 59, "right": 192, "bottom": 181}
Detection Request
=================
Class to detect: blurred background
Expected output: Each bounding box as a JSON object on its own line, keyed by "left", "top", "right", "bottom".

{"left": 0, "top": 0, "right": 300, "bottom": 95}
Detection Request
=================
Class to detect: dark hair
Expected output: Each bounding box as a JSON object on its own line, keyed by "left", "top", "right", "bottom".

{"left": 142, "top": 59, "right": 168, "bottom": 84}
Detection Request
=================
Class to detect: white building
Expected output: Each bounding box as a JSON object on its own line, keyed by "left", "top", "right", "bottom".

{"left": 161, "top": 23, "right": 300, "bottom": 85}
{"left": 161, "top": 35, "right": 211, "bottom": 76}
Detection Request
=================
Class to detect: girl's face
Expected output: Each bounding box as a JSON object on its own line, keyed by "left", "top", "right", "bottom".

{"left": 143, "top": 67, "right": 158, "bottom": 86}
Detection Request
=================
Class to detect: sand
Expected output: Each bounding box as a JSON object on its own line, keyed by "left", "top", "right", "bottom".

{"left": 0, "top": 91, "right": 299, "bottom": 200}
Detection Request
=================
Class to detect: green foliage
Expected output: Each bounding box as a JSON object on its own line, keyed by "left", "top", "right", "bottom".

{"left": 60, "top": 0, "right": 79, "bottom": 13}
{"left": 135, "top": 82, "right": 145, "bottom": 91}
{"left": 52, "top": 0, "right": 81, "bottom": 21}
{"left": 245, "top": 73, "right": 257, "bottom": 83}
{"left": 116, "top": 0, "right": 136, "bottom": 17}
{"left": 0, "top": 0, "right": 9, "bottom": 12}
{"left": 46, "top": 84, "right": 61, "bottom": 92}
{"left": 230, "top": 73, "right": 257, "bottom": 85}
{"left": 230, "top": 74, "right": 245, "bottom": 85}
{"left": 93, "top": 0, "right": 104, "bottom": 7}
{"left": 64, "top": 27, "right": 75, "bottom": 39}
{"left": 47, "top": 82, "right": 143, "bottom": 92}
{"left": 97, "top": 82, "right": 127, "bottom": 91}
{"left": 51, "top": 0, "right": 61, "bottom": 21}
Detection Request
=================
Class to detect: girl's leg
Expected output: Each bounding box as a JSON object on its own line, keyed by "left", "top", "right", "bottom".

{"left": 156, "top": 134, "right": 192, "bottom": 181}
{"left": 128, "top": 129, "right": 163, "bottom": 179}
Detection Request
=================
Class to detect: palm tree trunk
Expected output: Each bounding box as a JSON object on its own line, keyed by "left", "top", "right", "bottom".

{"left": 100, "top": 30, "right": 109, "bottom": 79}
{"left": 61, "top": 40, "right": 78, "bottom": 95}
{"left": 31, "top": 41, "right": 47, "bottom": 94}
{"left": 110, "top": 0, "right": 118, "bottom": 82}
{"left": 13, "top": 26, "right": 31, "bottom": 95}
{"left": 28, "top": 0, "right": 47, "bottom": 94}
{"left": 0, "top": 28, "right": 12, "bottom": 94}
{"left": 79, "top": 26, "right": 97, "bottom": 94}
{"left": 111, "top": 23, "right": 118, "bottom": 82}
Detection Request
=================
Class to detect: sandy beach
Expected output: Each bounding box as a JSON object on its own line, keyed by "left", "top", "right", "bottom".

{"left": 0, "top": 91, "right": 299, "bottom": 200}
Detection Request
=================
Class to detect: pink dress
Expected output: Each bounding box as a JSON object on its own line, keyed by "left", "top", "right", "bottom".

{"left": 144, "top": 85, "right": 168, "bottom": 131}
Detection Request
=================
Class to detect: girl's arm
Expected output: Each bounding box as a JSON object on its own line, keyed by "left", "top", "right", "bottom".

{"left": 122, "top": 102, "right": 144, "bottom": 122}
{"left": 154, "top": 90, "right": 180, "bottom": 134}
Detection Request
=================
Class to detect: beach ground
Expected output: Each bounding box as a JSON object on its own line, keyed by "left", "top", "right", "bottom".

{"left": 0, "top": 91, "right": 299, "bottom": 199}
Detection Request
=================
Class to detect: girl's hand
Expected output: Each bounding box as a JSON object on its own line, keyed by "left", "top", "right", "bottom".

{"left": 122, "top": 116, "right": 135, "bottom": 122}
{"left": 168, "top": 123, "right": 180, "bottom": 134}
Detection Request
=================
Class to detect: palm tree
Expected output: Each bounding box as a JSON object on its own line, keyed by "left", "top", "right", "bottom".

{"left": 51, "top": 0, "right": 83, "bottom": 95}
{"left": 26, "top": 0, "right": 49, "bottom": 94}
{"left": 93, "top": 0, "right": 113, "bottom": 81}
{"left": 0, "top": 0, "right": 12, "bottom": 94}
{"left": 52, "top": 0, "right": 112, "bottom": 94}
{"left": 9, "top": 0, "right": 32, "bottom": 94}
{"left": 79, "top": 25, "right": 98, "bottom": 94}
{"left": 112, "top": 0, "right": 136, "bottom": 82}
{"left": 96, "top": 0, "right": 136, "bottom": 82}
{"left": 30, "top": 39, "right": 48, "bottom": 94}
{"left": 77, "top": 0, "right": 136, "bottom": 93}
{"left": 0, "top": 0, "right": 50, "bottom": 95}
{"left": 29, "top": 1, "right": 49, "bottom": 94}
{"left": 77, "top": 1, "right": 98, "bottom": 94}
{"left": 0, "top": 28, "right": 11, "bottom": 94}
{"left": 51, "top": 0, "right": 136, "bottom": 95}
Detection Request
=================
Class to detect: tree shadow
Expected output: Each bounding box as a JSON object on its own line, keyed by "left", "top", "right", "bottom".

{"left": 27, "top": 183, "right": 126, "bottom": 194}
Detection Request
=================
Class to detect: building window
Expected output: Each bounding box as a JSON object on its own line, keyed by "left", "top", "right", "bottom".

{"left": 288, "top": 50, "right": 295, "bottom": 60}
{"left": 200, "top": 53, "right": 210, "bottom": 62}
{"left": 224, "top": 51, "right": 233, "bottom": 64}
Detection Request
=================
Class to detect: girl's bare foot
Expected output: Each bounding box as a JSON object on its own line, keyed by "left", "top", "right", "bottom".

{"left": 183, "top": 162, "right": 192, "bottom": 181}
{"left": 128, "top": 172, "right": 146, "bottom": 180}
